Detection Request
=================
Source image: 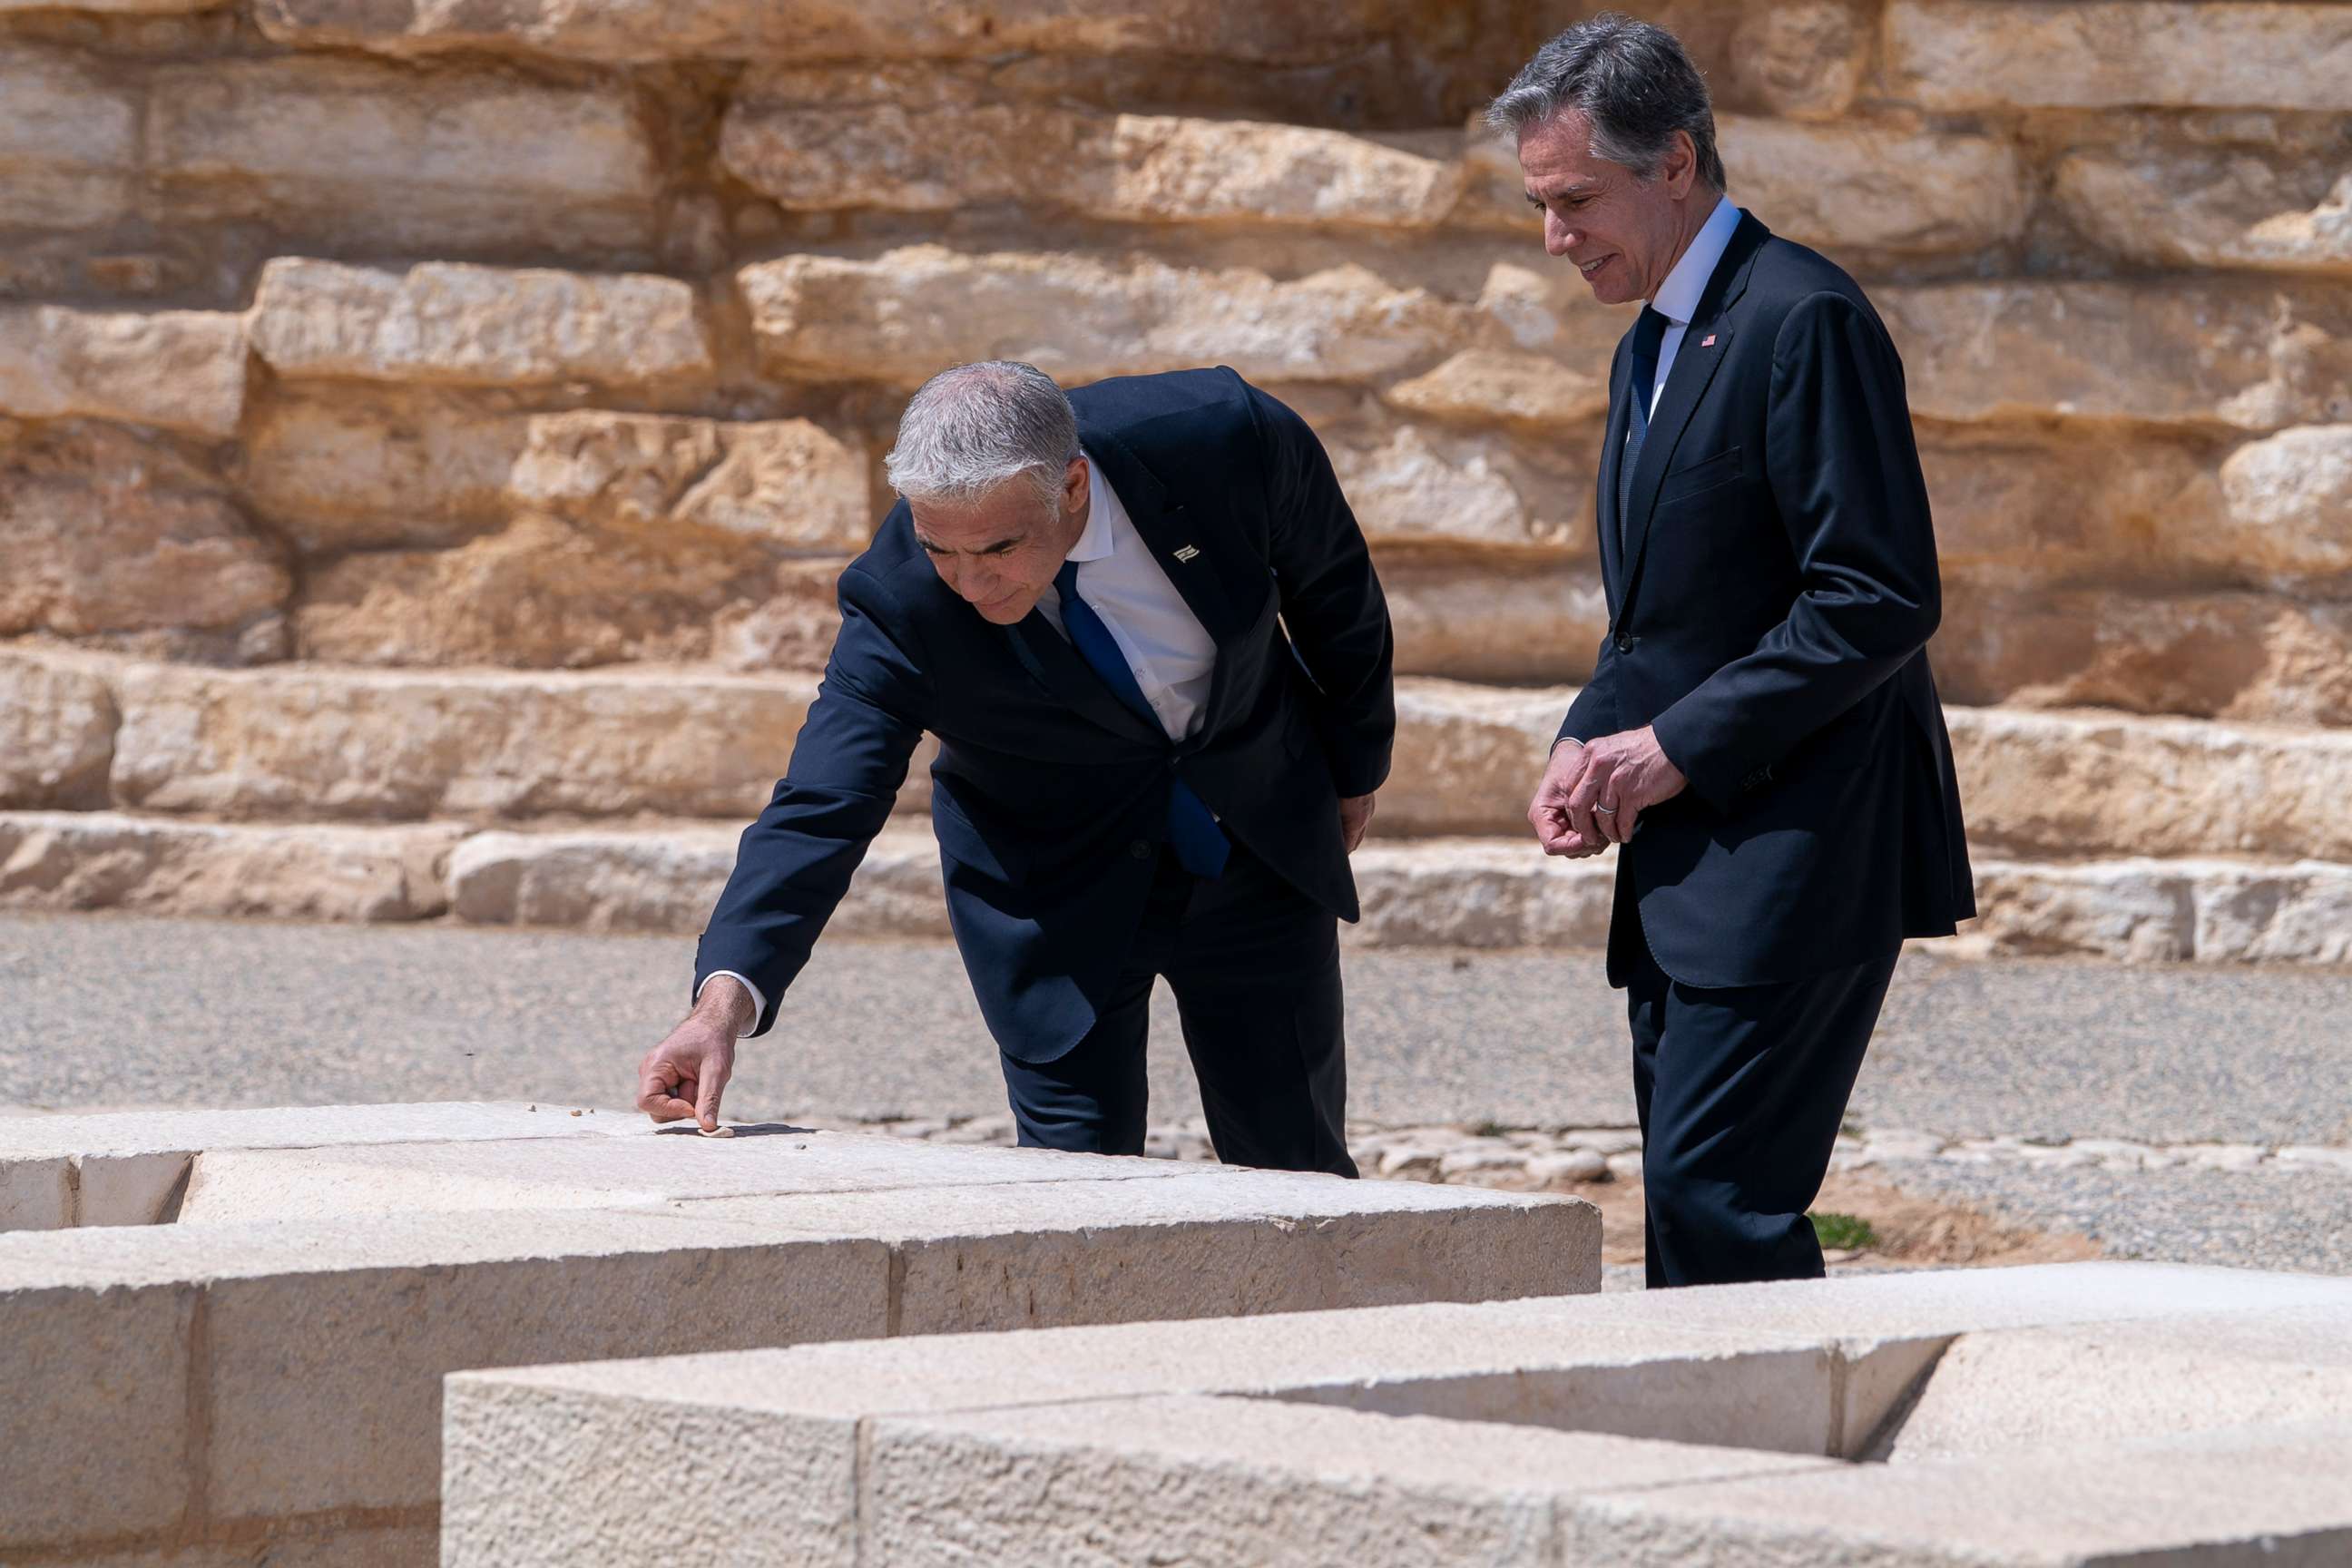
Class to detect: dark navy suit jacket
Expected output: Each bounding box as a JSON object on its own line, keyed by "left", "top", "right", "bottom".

{"left": 1563, "top": 212, "right": 1975, "bottom": 989}
{"left": 696, "top": 368, "right": 1396, "bottom": 1062}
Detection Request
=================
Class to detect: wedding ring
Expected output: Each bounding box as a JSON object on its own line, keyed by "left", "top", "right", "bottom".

{"left": 1593, "top": 804, "right": 1619, "bottom": 815}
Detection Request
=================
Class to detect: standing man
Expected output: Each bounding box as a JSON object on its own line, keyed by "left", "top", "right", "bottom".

{"left": 1496, "top": 16, "right": 1974, "bottom": 1287}
{"left": 635, "top": 361, "right": 1392, "bottom": 1177}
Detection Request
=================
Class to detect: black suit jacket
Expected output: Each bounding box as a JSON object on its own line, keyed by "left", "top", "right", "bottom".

{"left": 1562, "top": 211, "right": 1975, "bottom": 989}
{"left": 697, "top": 367, "right": 1396, "bottom": 1061}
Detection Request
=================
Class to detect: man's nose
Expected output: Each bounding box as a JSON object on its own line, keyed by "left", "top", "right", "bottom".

{"left": 1545, "top": 211, "right": 1578, "bottom": 256}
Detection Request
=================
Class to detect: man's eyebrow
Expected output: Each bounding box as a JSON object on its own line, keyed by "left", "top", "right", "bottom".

{"left": 914, "top": 532, "right": 1023, "bottom": 554}
{"left": 1525, "top": 179, "right": 1600, "bottom": 204}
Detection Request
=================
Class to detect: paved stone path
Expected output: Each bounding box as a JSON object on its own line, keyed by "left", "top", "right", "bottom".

{"left": 8, "top": 912, "right": 2349, "bottom": 1272}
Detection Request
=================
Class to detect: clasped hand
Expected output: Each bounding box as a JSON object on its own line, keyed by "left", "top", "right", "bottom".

{"left": 1527, "top": 724, "right": 1687, "bottom": 858}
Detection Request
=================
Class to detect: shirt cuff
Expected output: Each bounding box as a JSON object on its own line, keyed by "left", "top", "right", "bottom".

{"left": 696, "top": 971, "right": 769, "bottom": 1039}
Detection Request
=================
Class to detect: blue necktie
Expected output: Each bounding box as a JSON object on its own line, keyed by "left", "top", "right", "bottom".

{"left": 1054, "top": 561, "right": 1230, "bottom": 879}
{"left": 1617, "top": 305, "right": 1669, "bottom": 556}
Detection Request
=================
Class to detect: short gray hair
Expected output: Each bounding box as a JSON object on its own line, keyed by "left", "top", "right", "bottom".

{"left": 884, "top": 360, "right": 1080, "bottom": 512}
{"left": 1485, "top": 14, "right": 1727, "bottom": 193}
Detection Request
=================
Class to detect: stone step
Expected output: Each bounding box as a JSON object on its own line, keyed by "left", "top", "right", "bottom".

{"left": 5, "top": 812, "right": 2348, "bottom": 967}
{"left": 10, "top": 648, "right": 2352, "bottom": 865}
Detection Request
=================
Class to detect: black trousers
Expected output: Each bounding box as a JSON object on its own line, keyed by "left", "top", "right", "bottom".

{"left": 1628, "top": 941, "right": 1898, "bottom": 1289}
{"left": 997, "top": 841, "right": 1357, "bottom": 1177}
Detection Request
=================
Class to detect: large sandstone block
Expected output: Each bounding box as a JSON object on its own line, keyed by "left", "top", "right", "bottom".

{"left": 508, "top": 410, "right": 870, "bottom": 548}
{"left": 2054, "top": 147, "right": 2352, "bottom": 274}
{"left": 292, "top": 526, "right": 848, "bottom": 666}
{"left": 737, "top": 246, "right": 1465, "bottom": 386}
{"left": 0, "top": 811, "right": 460, "bottom": 922}
{"left": 255, "top": 0, "right": 1446, "bottom": 66}
{"left": 1383, "top": 557, "right": 1608, "bottom": 683}
{"left": 105, "top": 662, "right": 855, "bottom": 820}
{"left": 0, "top": 653, "right": 115, "bottom": 808}
{"left": 1886, "top": 281, "right": 2352, "bottom": 431}
{"left": 0, "top": 1279, "right": 194, "bottom": 1549}
{"left": 1383, "top": 348, "right": 1611, "bottom": 426}
{"left": 2218, "top": 426, "right": 2352, "bottom": 574}
{"left": 0, "top": 305, "right": 247, "bottom": 436}
{"left": 250, "top": 259, "right": 710, "bottom": 390}
{"left": 149, "top": 57, "right": 660, "bottom": 250}
{"left": 0, "top": 47, "right": 139, "bottom": 230}
{"left": 1726, "top": 0, "right": 1874, "bottom": 118}
{"left": 722, "top": 74, "right": 1462, "bottom": 229}
{"left": 1936, "top": 583, "right": 2352, "bottom": 727}
{"left": 1328, "top": 422, "right": 1585, "bottom": 550}
{"left": 0, "top": 424, "right": 287, "bottom": 639}
{"left": 1889, "top": 1, "right": 2352, "bottom": 110}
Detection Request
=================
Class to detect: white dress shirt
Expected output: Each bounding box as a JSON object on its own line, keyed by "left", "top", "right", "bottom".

{"left": 701, "top": 452, "right": 1220, "bottom": 1036}
{"left": 1638, "top": 195, "right": 1742, "bottom": 418}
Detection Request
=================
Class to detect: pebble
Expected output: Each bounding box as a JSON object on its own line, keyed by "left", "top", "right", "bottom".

{"left": 1524, "top": 1150, "right": 1609, "bottom": 1185}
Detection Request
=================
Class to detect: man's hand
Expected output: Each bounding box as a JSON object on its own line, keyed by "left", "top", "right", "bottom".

{"left": 1563, "top": 724, "right": 1688, "bottom": 843}
{"left": 1338, "top": 791, "right": 1377, "bottom": 854}
{"left": 637, "top": 976, "right": 751, "bottom": 1132}
{"left": 1529, "top": 740, "right": 1611, "bottom": 858}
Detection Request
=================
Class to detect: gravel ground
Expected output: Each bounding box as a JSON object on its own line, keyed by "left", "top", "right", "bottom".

{"left": 7, "top": 913, "right": 2349, "bottom": 1150}
{"left": 1872, "top": 1158, "right": 2352, "bottom": 1276}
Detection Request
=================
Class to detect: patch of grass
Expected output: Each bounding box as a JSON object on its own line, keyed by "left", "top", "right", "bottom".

{"left": 1471, "top": 1119, "right": 1512, "bottom": 1140}
{"left": 1809, "top": 1210, "right": 1880, "bottom": 1251}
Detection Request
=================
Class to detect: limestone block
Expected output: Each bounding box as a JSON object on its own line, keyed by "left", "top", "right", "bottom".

{"left": 0, "top": 1155, "right": 71, "bottom": 1230}
{"left": 1379, "top": 679, "right": 1565, "bottom": 835}
{"left": 105, "top": 663, "right": 828, "bottom": 819}
{"left": 1947, "top": 705, "right": 2352, "bottom": 862}
{"left": 291, "top": 520, "right": 846, "bottom": 667}
{"left": 0, "top": 1279, "right": 192, "bottom": 1549}
{"left": 249, "top": 259, "right": 710, "bottom": 389}
{"left": 2219, "top": 426, "right": 2352, "bottom": 574}
{"left": 1936, "top": 583, "right": 2352, "bottom": 727}
{"left": 174, "top": 1127, "right": 1210, "bottom": 1227}
{"left": 508, "top": 411, "right": 871, "bottom": 548}
{"left": 738, "top": 246, "right": 1463, "bottom": 386}
{"left": 867, "top": 1396, "right": 1829, "bottom": 1568}
{"left": 1351, "top": 838, "right": 1614, "bottom": 950}
{"left": 1328, "top": 425, "right": 1556, "bottom": 548}
{"left": 2189, "top": 860, "right": 2352, "bottom": 965}
{"left": 1383, "top": 559, "right": 1607, "bottom": 684}
{"left": 723, "top": 78, "right": 1461, "bottom": 230}
{"left": 1919, "top": 431, "right": 2227, "bottom": 576}
{"left": 1728, "top": 0, "right": 1872, "bottom": 118}
{"left": 1383, "top": 348, "right": 1610, "bottom": 426}
{"left": 0, "top": 47, "right": 139, "bottom": 229}
{"left": 0, "top": 1100, "right": 624, "bottom": 1161}
{"left": 0, "top": 437, "right": 288, "bottom": 638}
{"left": 1721, "top": 116, "right": 2027, "bottom": 254}
{"left": 0, "top": 652, "right": 116, "bottom": 809}
{"left": 240, "top": 392, "right": 529, "bottom": 552}
{"left": 0, "top": 812, "right": 461, "bottom": 922}
{"left": 254, "top": 0, "right": 1446, "bottom": 66}
{"left": 185, "top": 1210, "right": 891, "bottom": 1519}
{"left": 447, "top": 823, "right": 942, "bottom": 935}
{"left": 150, "top": 57, "right": 660, "bottom": 250}
{"left": 0, "top": 305, "right": 247, "bottom": 436}
{"left": 1562, "top": 1422, "right": 2352, "bottom": 1565}
{"left": 2055, "top": 149, "right": 2352, "bottom": 273}
{"left": 1888, "top": 1304, "right": 2352, "bottom": 1462}
{"left": 1889, "top": 1, "right": 2352, "bottom": 110}
{"left": 1967, "top": 858, "right": 2195, "bottom": 962}
{"left": 1885, "top": 280, "right": 2352, "bottom": 431}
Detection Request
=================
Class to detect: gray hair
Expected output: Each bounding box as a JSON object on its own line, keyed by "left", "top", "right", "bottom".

{"left": 1485, "top": 14, "right": 1727, "bottom": 193}
{"left": 884, "top": 360, "right": 1080, "bottom": 512}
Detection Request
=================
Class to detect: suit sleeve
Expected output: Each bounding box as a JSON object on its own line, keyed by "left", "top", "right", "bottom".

{"left": 1556, "top": 635, "right": 1622, "bottom": 747}
{"left": 693, "top": 564, "right": 930, "bottom": 1038}
{"left": 1247, "top": 382, "right": 1396, "bottom": 798}
{"left": 1649, "top": 291, "right": 1942, "bottom": 810}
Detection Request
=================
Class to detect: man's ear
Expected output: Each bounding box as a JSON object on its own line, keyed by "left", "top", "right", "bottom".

{"left": 1063, "top": 456, "right": 1090, "bottom": 510}
{"left": 1661, "top": 130, "right": 1699, "bottom": 199}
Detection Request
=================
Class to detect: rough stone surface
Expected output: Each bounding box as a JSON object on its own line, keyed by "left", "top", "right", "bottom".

{"left": 149, "top": 56, "right": 661, "bottom": 250}
{"left": 0, "top": 653, "right": 115, "bottom": 809}
{"left": 2054, "top": 147, "right": 2352, "bottom": 274}
{"left": 1890, "top": 1, "right": 2352, "bottom": 110}
{"left": 0, "top": 305, "right": 247, "bottom": 437}
{"left": 250, "top": 259, "right": 710, "bottom": 389}
{"left": 0, "top": 811, "right": 459, "bottom": 922}
{"left": 2218, "top": 426, "right": 2352, "bottom": 574}
{"left": 1886, "top": 280, "right": 2352, "bottom": 431}
{"left": 0, "top": 46, "right": 140, "bottom": 230}
{"left": 1382, "top": 560, "right": 1609, "bottom": 684}
{"left": 739, "top": 246, "right": 1464, "bottom": 386}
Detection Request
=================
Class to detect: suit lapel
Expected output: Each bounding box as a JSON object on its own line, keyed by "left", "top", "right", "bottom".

{"left": 1005, "top": 612, "right": 1165, "bottom": 747}
{"left": 1613, "top": 213, "right": 1769, "bottom": 631}
{"left": 1595, "top": 337, "right": 1636, "bottom": 612}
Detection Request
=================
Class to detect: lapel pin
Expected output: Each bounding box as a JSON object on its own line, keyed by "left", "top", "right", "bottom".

{"left": 1172, "top": 545, "right": 1200, "bottom": 562}
{"left": 1700, "top": 334, "right": 1718, "bottom": 347}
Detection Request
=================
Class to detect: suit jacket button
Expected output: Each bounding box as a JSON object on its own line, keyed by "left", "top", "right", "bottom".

{"left": 1130, "top": 839, "right": 1152, "bottom": 860}
{"left": 1613, "top": 633, "right": 1633, "bottom": 654}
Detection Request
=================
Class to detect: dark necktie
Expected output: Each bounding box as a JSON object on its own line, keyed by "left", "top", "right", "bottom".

{"left": 1617, "top": 305, "right": 1670, "bottom": 556}
{"left": 1053, "top": 560, "right": 1230, "bottom": 879}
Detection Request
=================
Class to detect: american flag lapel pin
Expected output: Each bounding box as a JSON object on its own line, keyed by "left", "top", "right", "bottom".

{"left": 1700, "top": 333, "right": 1718, "bottom": 348}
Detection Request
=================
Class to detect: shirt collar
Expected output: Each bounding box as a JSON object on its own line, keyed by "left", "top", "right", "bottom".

{"left": 1064, "top": 448, "right": 1122, "bottom": 564}
{"left": 1649, "top": 196, "right": 1740, "bottom": 328}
